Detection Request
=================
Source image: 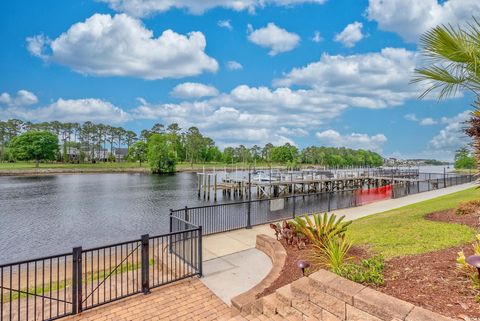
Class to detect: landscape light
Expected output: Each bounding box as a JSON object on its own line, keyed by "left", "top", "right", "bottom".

{"left": 467, "top": 255, "right": 480, "bottom": 280}
{"left": 296, "top": 260, "right": 310, "bottom": 276}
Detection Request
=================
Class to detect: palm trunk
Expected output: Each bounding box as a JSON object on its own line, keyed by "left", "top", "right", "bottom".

{"left": 466, "top": 100, "right": 480, "bottom": 172}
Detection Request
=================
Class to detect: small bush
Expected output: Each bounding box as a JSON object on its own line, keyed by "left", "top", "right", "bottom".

{"left": 455, "top": 200, "right": 480, "bottom": 216}
{"left": 312, "top": 236, "right": 352, "bottom": 270}
{"left": 270, "top": 221, "right": 308, "bottom": 249}
{"left": 290, "top": 212, "right": 352, "bottom": 248}
{"left": 457, "top": 235, "right": 480, "bottom": 298}
{"left": 333, "top": 256, "right": 385, "bottom": 286}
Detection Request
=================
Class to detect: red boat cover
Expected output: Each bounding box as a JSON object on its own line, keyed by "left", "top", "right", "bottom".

{"left": 355, "top": 185, "right": 392, "bottom": 205}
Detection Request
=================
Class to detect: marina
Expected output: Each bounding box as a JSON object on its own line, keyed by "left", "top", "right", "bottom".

{"left": 196, "top": 167, "right": 445, "bottom": 200}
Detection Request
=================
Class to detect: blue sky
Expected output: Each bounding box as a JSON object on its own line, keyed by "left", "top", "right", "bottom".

{"left": 0, "top": 0, "right": 478, "bottom": 160}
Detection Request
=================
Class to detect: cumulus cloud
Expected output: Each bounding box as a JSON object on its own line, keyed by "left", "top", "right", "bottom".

{"left": 132, "top": 84, "right": 346, "bottom": 146}
{"left": 0, "top": 90, "right": 38, "bottom": 107}
{"left": 226, "top": 60, "right": 243, "bottom": 70}
{"left": 1, "top": 98, "right": 130, "bottom": 124}
{"left": 315, "top": 130, "right": 387, "bottom": 152}
{"left": 366, "top": 0, "right": 480, "bottom": 42}
{"left": 334, "top": 22, "right": 364, "bottom": 48}
{"left": 26, "top": 14, "right": 218, "bottom": 80}
{"left": 247, "top": 23, "right": 300, "bottom": 56}
{"left": 404, "top": 113, "right": 418, "bottom": 122}
{"left": 428, "top": 110, "right": 470, "bottom": 152}
{"left": 312, "top": 31, "right": 323, "bottom": 43}
{"left": 100, "top": 0, "right": 326, "bottom": 16}
{"left": 275, "top": 48, "right": 421, "bottom": 108}
{"left": 419, "top": 117, "right": 438, "bottom": 126}
{"left": 218, "top": 20, "right": 233, "bottom": 30}
{"left": 170, "top": 82, "right": 219, "bottom": 99}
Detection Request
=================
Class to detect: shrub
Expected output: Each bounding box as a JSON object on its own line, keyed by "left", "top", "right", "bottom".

{"left": 270, "top": 221, "right": 308, "bottom": 249}
{"left": 457, "top": 235, "right": 480, "bottom": 297}
{"left": 456, "top": 200, "right": 480, "bottom": 216}
{"left": 312, "top": 235, "right": 352, "bottom": 270}
{"left": 290, "top": 212, "right": 352, "bottom": 248}
{"left": 333, "top": 256, "right": 385, "bottom": 286}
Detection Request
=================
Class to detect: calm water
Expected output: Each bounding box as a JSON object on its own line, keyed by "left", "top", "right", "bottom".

{"left": 0, "top": 173, "right": 211, "bottom": 264}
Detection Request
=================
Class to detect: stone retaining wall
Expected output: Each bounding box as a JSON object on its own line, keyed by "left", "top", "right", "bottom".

{"left": 230, "top": 234, "right": 286, "bottom": 316}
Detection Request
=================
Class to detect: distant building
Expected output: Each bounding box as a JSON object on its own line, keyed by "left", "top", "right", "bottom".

{"left": 113, "top": 147, "right": 129, "bottom": 161}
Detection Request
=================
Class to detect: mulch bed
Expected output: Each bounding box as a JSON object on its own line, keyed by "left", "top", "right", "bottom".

{"left": 426, "top": 209, "right": 480, "bottom": 229}
{"left": 260, "top": 208, "right": 480, "bottom": 320}
{"left": 375, "top": 245, "right": 480, "bottom": 320}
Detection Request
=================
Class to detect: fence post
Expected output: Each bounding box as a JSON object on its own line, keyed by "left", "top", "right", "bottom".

{"left": 246, "top": 172, "right": 252, "bottom": 229}
{"left": 443, "top": 168, "right": 446, "bottom": 188}
{"left": 184, "top": 206, "right": 189, "bottom": 231}
{"left": 198, "top": 226, "right": 203, "bottom": 277}
{"left": 292, "top": 195, "right": 296, "bottom": 219}
{"left": 327, "top": 192, "right": 331, "bottom": 212}
{"left": 169, "top": 211, "right": 173, "bottom": 254}
{"left": 72, "top": 247, "right": 82, "bottom": 314}
{"left": 141, "top": 234, "right": 150, "bottom": 294}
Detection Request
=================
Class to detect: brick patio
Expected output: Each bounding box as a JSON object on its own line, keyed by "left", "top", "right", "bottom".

{"left": 63, "top": 278, "right": 230, "bottom": 321}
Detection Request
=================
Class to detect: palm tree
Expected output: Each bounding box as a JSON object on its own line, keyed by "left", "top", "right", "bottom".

{"left": 412, "top": 20, "right": 480, "bottom": 166}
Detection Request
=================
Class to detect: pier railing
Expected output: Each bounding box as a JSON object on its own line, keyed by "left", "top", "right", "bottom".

{"left": 172, "top": 172, "right": 474, "bottom": 236}
{"left": 0, "top": 217, "right": 202, "bottom": 321}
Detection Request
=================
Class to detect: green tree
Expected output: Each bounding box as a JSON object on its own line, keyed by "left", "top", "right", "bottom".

{"left": 147, "top": 133, "right": 177, "bottom": 173}
{"left": 270, "top": 143, "right": 298, "bottom": 163}
{"left": 413, "top": 20, "right": 480, "bottom": 167}
{"left": 9, "top": 131, "right": 58, "bottom": 167}
{"left": 454, "top": 147, "right": 476, "bottom": 169}
{"left": 128, "top": 141, "right": 148, "bottom": 166}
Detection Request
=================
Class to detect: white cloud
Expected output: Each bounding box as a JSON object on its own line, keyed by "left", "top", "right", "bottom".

{"left": 334, "top": 22, "right": 364, "bottom": 48}
{"left": 278, "top": 127, "right": 309, "bottom": 137}
{"left": 247, "top": 23, "right": 300, "bottom": 56}
{"left": 132, "top": 84, "right": 346, "bottom": 146}
{"left": 218, "top": 20, "right": 233, "bottom": 30}
{"left": 315, "top": 130, "right": 387, "bottom": 152}
{"left": 312, "top": 31, "right": 323, "bottom": 43}
{"left": 100, "top": 0, "right": 326, "bottom": 16}
{"left": 1, "top": 98, "right": 130, "bottom": 124}
{"left": 226, "top": 60, "right": 243, "bottom": 70}
{"left": 366, "top": 0, "right": 480, "bottom": 42}
{"left": 419, "top": 117, "right": 438, "bottom": 126}
{"left": 428, "top": 110, "right": 470, "bottom": 152}
{"left": 0, "top": 90, "right": 38, "bottom": 107}
{"left": 27, "top": 13, "right": 218, "bottom": 80}
{"left": 170, "top": 82, "right": 219, "bottom": 99}
{"left": 404, "top": 113, "right": 418, "bottom": 122}
{"left": 275, "top": 48, "right": 421, "bottom": 109}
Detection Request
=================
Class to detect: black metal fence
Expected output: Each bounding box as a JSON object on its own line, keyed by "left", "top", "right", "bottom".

{"left": 171, "top": 173, "right": 474, "bottom": 236}
{"left": 0, "top": 217, "right": 202, "bottom": 321}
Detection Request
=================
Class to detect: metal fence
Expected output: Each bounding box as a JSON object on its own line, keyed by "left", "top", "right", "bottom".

{"left": 171, "top": 173, "right": 474, "bottom": 236}
{"left": 0, "top": 217, "right": 202, "bottom": 321}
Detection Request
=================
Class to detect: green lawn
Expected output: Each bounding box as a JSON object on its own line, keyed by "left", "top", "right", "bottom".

{"left": 347, "top": 187, "right": 479, "bottom": 259}
{"left": 0, "top": 161, "right": 285, "bottom": 171}
{"left": 0, "top": 161, "right": 149, "bottom": 170}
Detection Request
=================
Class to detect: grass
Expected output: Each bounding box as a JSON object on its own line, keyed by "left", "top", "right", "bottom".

{"left": 347, "top": 187, "right": 480, "bottom": 259}
{"left": 0, "top": 161, "right": 149, "bottom": 170}
{"left": 0, "top": 161, "right": 285, "bottom": 172}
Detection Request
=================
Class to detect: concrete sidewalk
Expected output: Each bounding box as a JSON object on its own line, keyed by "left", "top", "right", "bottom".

{"left": 202, "top": 182, "right": 476, "bottom": 261}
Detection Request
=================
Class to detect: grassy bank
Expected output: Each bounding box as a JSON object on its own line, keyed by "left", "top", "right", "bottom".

{"left": 0, "top": 161, "right": 286, "bottom": 174}
{"left": 348, "top": 187, "right": 479, "bottom": 259}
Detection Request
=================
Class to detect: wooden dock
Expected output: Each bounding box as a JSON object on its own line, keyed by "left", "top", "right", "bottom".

{"left": 196, "top": 169, "right": 421, "bottom": 200}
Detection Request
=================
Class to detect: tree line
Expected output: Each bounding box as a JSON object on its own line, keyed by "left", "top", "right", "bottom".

{"left": 0, "top": 119, "right": 384, "bottom": 172}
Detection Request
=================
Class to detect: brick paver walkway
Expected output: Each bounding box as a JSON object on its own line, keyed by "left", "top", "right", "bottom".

{"left": 63, "top": 278, "right": 230, "bottom": 321}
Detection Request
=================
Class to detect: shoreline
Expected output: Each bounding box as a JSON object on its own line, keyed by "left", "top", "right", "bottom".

{"left": 0, "top": 165, "right": 285, "bottom": 176}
